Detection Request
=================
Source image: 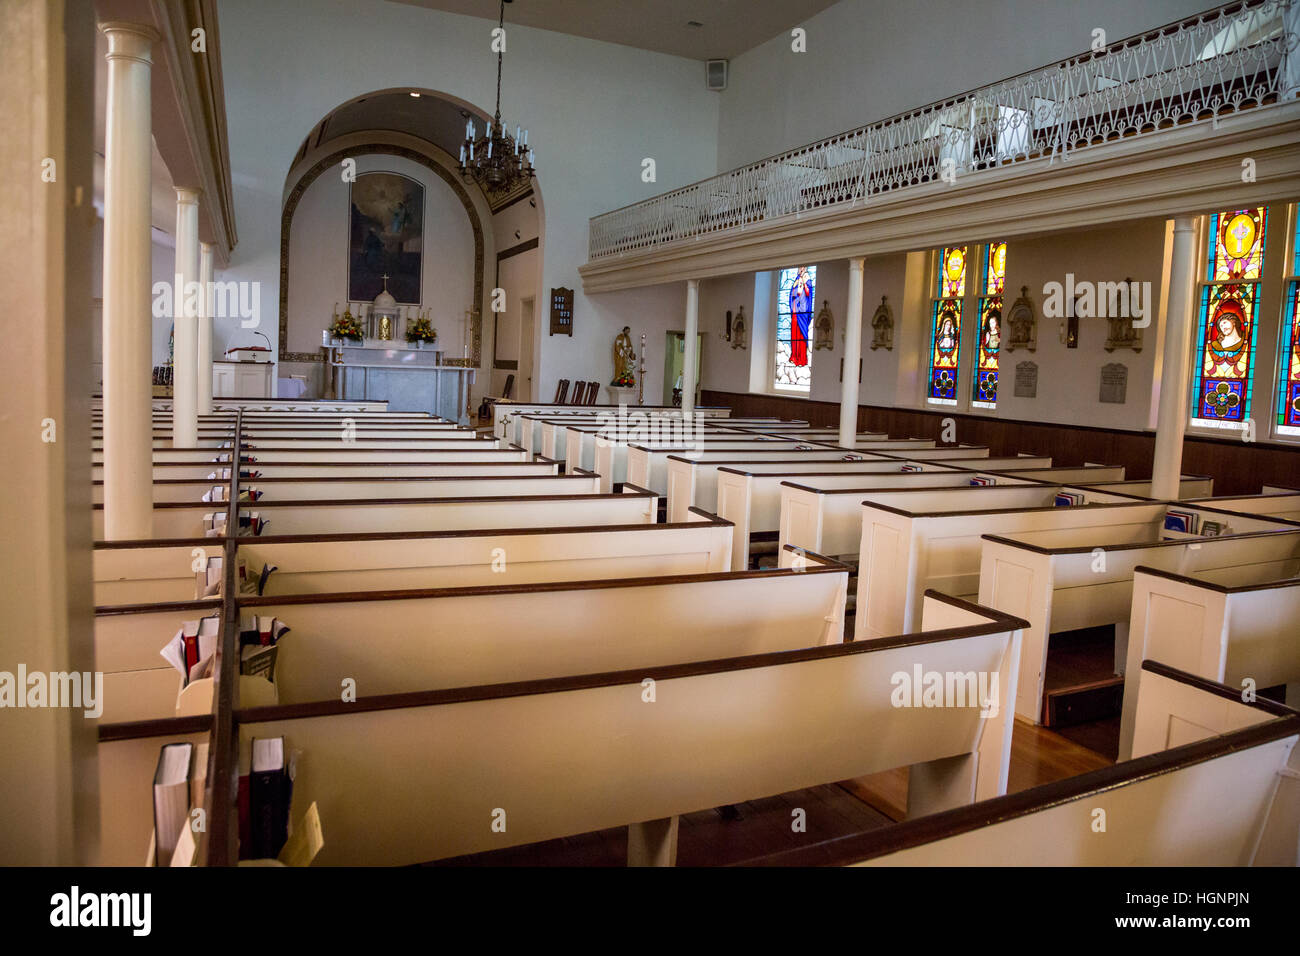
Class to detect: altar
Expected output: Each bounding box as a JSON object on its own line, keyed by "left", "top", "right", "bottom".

{"left": 326, "top": 343, "right": 475, "bottom": 424}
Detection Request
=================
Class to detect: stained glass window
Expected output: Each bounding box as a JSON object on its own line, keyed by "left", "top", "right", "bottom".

{"left": 1190, "top": 207, "right": 1267, "bottom": 429}
{"left": 1277, "top": 214, "right": 1300, "bottom": 436}
{"left": 774, "top": 266, "right": 816, "bottom": 391}
{"left": 971, "top": 241, "right": 1006, "bottom": 409}
{"left": 926, "top": 246, "right": 966, "bottom": 404}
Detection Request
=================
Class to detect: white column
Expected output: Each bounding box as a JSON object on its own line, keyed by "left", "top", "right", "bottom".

{"left": 683, "top": 279, "right": 699, "bottom": 416}
{"left": 197, "top": 241, "right": 214, "bottom": 414}
{"left": 172, "top": 187, "right": 200, "bottom": 446}
{"left": 840, "top": 257, "right": 866, "bottom": 446}
{"left": 1151, "top": 216, "right": 1199, "bottom": 500}
{"left": 100, "top": 21, "right": 160, "bottom": 540}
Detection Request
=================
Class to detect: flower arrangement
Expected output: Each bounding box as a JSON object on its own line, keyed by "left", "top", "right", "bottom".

{"left": 610, "top": 370, "right": 636, "bottom": 388}
{"left": 405, "top": 315, "right": 437, "bottom": 344}
{"left": 329, "top": 308, "right": 364, "bottom": 342}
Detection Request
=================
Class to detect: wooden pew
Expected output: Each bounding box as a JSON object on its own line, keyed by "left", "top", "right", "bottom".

{"left": 834, "top": 485, "right": 1161, "bottom": 642}
{"left": 230, "top": 487, "right": 659, "bottom": 536}
{"left": 242, "top": 549, "right": 849, "bottom": 705}
{"left": 91, "top": 473, "right": 608, "bottom": 538}
{"left": 625, "top": 439, "right": 886, "bottom": 495}
{"left": 1119, "top": 564, "right": 1300, "bottom": 758}
{"left": 91, "top": 461, "right": 563, "bottom": 500}
{"left": 494, "top": 403, "right": 730, "bottom": 443}
{"left": 232, "top": 590, "right": 1024, "bottom": 865}
{"left": 978, "top": 513, "right": 1300, "bottom": 723}
{"left": 93, "top": 445, "right": 519, "bottom": 464}
{"left": 598, "top": 443, "right": 865, "bottom": 496}
{"left": 718, "top": 462, "right": 1107, "bottom": 571}
{"left": 1073, "top": 475, "right": 1215, "bottom": 499}
{"left": 1182, "top": 489, "right": 1300, "bottom": 524}
{"left": 674, "top": 453, "right": 1073, "bottom": 526}
{"left": 750, "top": 664, "right": 1300, "bottom": 867}
{"left": 91, "top": 452, "right": 539, "bottom": 482}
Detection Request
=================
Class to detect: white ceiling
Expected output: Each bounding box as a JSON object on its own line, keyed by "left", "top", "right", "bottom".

{"left": 390, "top": 0, "right": 842, "bottom": 60}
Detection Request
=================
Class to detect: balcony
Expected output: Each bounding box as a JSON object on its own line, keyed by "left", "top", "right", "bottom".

{"left": 582, "top": 0, "right": 1300, "bottom": 292}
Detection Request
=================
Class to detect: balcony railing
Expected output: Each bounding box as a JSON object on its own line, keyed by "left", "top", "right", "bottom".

{"left": 587, "top": 0, "right": 1299, "bottom": 262}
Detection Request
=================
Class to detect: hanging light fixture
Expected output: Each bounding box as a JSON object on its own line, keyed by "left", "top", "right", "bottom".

{"left": 458, "top": 0, "right": 535, "bottom": 197}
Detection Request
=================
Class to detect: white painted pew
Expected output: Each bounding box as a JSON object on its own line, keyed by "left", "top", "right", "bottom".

{"left": 871, "top": 445, "right": 989, "bottom": 460}
{"left": 235, "top": 591, "right": 1023, "bottom": 865}
{"left": 91, "top": 452, "right": 539, "bottom": 482}
{"left": 1183, "top": 490, "right": 1300, "bottom": 524}
{"left": 94, "top": 540, "right": 216, "bottom": 604}
{"left": 720, "top": 465, "right": 1107, "bottom": 571}
{"left": 92, "top": 468, "right": 580, "bottom": 505}
{"left": 230, "top": 488, "right": 659, "bottom": 536}
{"left": 768, "top": 665, "right": 1300, "bottom": 867}
{"left": 250, "top": 551, "right": 848, "bottom": 705}
{"left": 92, "top": 446, "right": 522, "bottom": 465}
{"left": 836, "top": 486, "right": 1160, "bottom": 642}
{"left": 236, "top": 516, "right": 735, "bottom": 596}
{"left": 598, "top": 443, "right": 864, "bottom": 496}
{"left": 497, "top": 404, "right": 730, "bottom": 444}
{"left": 1119, "top": 564, "right": 1300, "bottom": 758}
{"left": 979, "top": 514, "right": 1300, "bottom": 722}
{"left": 91, "top": 434, "right": 492, "bottom": 452}
{"left": 1074, "top": 475, "right": 1215, "bottom": 499}
{"left": 626, "top": 440, "right": 867, "bottom": 495}
{"left": 538, "top": 415, "right": 799, "bottom": 461}
{"left": 92, "top": 474, "right": 607, "bottom": 538}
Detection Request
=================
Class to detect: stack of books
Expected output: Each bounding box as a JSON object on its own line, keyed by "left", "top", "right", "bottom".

{"left": 1054, "top": 491, "right": 1085, "bottom": 507}
{"left": 160, "top": 616, "right": 222, "bottom": 686}
{"left": 152, "top": 741, "right": 207, "bottom": 867}
{"left": 203, "top": 512, "right": 228, "bottom": 537}
{"left": 239, "top": 736, "right": 294, "bottom": 861}
{"left": 1163, "top": 509, "right": 1202, "bottom": 535}
{"left": 195, "top": 554, "right": 223, "bottom": 599}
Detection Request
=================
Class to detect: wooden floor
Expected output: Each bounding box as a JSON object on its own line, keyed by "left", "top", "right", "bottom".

{"left": 429, "top": 719, "right": 1112, "bottom": 866}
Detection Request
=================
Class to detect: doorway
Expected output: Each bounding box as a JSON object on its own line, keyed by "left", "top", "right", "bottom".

{"left": 519, "top": 296, "right": 535, "bottom": 401}
{"left": 664, "top": 331, "right": 704, "bottom": 407}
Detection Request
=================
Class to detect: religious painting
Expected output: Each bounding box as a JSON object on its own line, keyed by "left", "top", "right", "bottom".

{"left": 348, "top": 172, "right": 424, "bottom": 304}
{"left": 1190, "top": 207, "right": 1267, "bottom": 429}
{"left": 927, "top": 246, "right": 966, "bottom": 404}
{"left": 972, "top": 241, "right": 1005, "bottom": 408}
{"left": 774, "top": 266, "right": 816, "bottom": 390}
{"left": 1276, "top": 280, "right": 1300, "bottom": 435}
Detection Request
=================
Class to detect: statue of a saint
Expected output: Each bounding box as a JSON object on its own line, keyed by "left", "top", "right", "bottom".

{"left": 731, "top": 306, "right": 748, "bottom": 350}
{"left": 612, "top": 326, "right": 635, "bottom": 385}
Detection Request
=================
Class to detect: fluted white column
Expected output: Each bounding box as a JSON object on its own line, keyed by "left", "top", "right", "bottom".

{"left": 197, "top": 241, "right": 214, "bottom": 414}
{"left": 683, "top": 279, "right": 699, "bottom": 416}
{"left": 1151, "top": 217, "right": 1199, "bottom": 500}
{"left": 100, "top": 21, "right": 160, "bottom": 540}
{"left": 840, "top": 257, "right": 865, "bottom": 447}
{"left": 172, "top": 188, "right": 200, "bottom": 446}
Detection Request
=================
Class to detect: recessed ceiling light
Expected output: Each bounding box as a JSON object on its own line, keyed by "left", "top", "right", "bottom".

{"left": 409, "top": 91, "right": 421, "bottom": 97}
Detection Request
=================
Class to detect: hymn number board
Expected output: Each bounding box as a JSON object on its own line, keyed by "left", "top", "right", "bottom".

{"left": 550, "top": 287, "right": 574, "bottom": 337}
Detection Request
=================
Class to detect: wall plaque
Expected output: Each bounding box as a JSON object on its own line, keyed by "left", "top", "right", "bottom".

{"left": 1014, "top": 361, "right": 1038, "bottom": 398}
{"left": 1099, "top": 362, "right": 1128, "bottom": 404}
{"left": 549, "top": 287, "right": 573, "bottom": 337}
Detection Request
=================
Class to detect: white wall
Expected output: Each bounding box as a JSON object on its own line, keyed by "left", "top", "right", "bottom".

{"left": 215, "top": 0, "right": 718, "bottom": 403}
{"left": 716, "top": 0, "right": 1216, "bottom": 170}
{"left": 285, "top": 153, "right": 474, "bottom": 356}
{"left": 698, "top": 219, "right": 1171, "bottom": 431}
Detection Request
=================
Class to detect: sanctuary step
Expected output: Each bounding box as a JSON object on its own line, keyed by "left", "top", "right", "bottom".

{"left": 1041, "top": 626, "right": 1125, "bottom": 731}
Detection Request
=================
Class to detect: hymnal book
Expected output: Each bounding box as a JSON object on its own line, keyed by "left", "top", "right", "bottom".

{"left": 1054, "top": 492, "right": 1084, "bottom": 507}
{"left": 240, "top": 643, "right": 278, "bottom": 680}
{"left": 1201, "top": 519, "right": 1229, "bottom": 537}
{"left": 1163, "top": 510, "right": 1200, "bottom": 535}
{"left": 969, "top": 477, "right": 995, "bottom": 486}
{"left": 249, "top": 737, "right": 292, "bottom": 860}
{"left": 901, "top": 464, "right": 923, "bottom": 473}
{"left": 153, "top": 742, "right": 193, "bottom": 867}
{"left": 160, "top": 615, "right": 221, "bottom": 685}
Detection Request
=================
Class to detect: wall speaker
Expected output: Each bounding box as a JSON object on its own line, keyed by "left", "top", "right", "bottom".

{"left": 706, "top": 59, "right": 728, "bottom": 91}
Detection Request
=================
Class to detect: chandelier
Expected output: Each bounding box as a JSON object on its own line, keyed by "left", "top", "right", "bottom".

{"left": 458, "top": 0, "right": 535, "bottom": 197}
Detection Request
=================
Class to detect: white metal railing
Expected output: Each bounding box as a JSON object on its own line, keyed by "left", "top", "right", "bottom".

{"left": 587, "top": 0, "right": 1299, "bottom": 261}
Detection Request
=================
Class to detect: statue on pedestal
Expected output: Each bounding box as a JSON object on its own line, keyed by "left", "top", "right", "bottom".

{"left": 612, "top": 326, "right": 636, "bottom": 387}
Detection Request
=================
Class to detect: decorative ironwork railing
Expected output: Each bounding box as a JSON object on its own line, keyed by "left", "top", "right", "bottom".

{"left": 587, "top": 0, "right": 1299, "bottom": 261}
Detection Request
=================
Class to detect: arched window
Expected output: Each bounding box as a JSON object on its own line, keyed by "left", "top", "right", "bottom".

{"left": 971, "top": 241, "right": 1006, "bottom": 409}
{"left": 1189, "top": 207, "right": 1268, "bottom": 429}
{"left": 774, "top": 265, "right": 815, "bottom": 391}
{"left": 1275, "top": 214, "right": 1300, "bottom": 437}
{"left": 926, "top": 246, "right": 966, "bottom": 405}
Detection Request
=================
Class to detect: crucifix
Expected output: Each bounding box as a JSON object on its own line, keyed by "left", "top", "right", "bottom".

{"left": 637, "top": 332, "right": 646, "bottom": 406}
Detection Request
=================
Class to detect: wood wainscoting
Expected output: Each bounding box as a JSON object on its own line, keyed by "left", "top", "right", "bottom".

{"left": 700, "top": 389, "right": 1300, "bottom": 496}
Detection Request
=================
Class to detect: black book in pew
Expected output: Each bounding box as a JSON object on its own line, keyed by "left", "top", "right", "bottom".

{"left": 153, "top": 742, "right": 193, "bottom": 867}
{"left": 249, "top": 736, "right": 292, "bottom": 860}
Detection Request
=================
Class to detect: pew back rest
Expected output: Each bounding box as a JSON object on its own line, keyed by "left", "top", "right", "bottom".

{"left": 235, "top": 591, "right": 1023, "bottom": 865}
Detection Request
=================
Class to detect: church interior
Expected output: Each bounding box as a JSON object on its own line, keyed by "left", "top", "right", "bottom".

{"left": 6, "top": 0, "right": 1300, "bottom": 876}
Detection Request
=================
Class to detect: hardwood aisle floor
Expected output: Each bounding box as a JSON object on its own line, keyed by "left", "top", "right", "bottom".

{"left": 431, "top": 719, "right": 1113, "bottom": 866}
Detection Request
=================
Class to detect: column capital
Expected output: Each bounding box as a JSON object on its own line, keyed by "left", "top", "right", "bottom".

{"left": 1171, "top": 215, "right": 1198, "bottom": 234}
{"left": 175, "top": 187, "right": 201, "bottom": 205}
{"left": 847, "top": 256, "right": 865, "bottom": 270}
{"left": 98, "top": 21, "right": 161, "bottom": 64}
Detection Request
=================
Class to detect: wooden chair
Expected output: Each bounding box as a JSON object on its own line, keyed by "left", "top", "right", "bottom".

{"left": 553, "top": 379, "right": 569, "bottom": 403}
{"left": 584, "top": 381, "right": 598, "bottom": 405}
